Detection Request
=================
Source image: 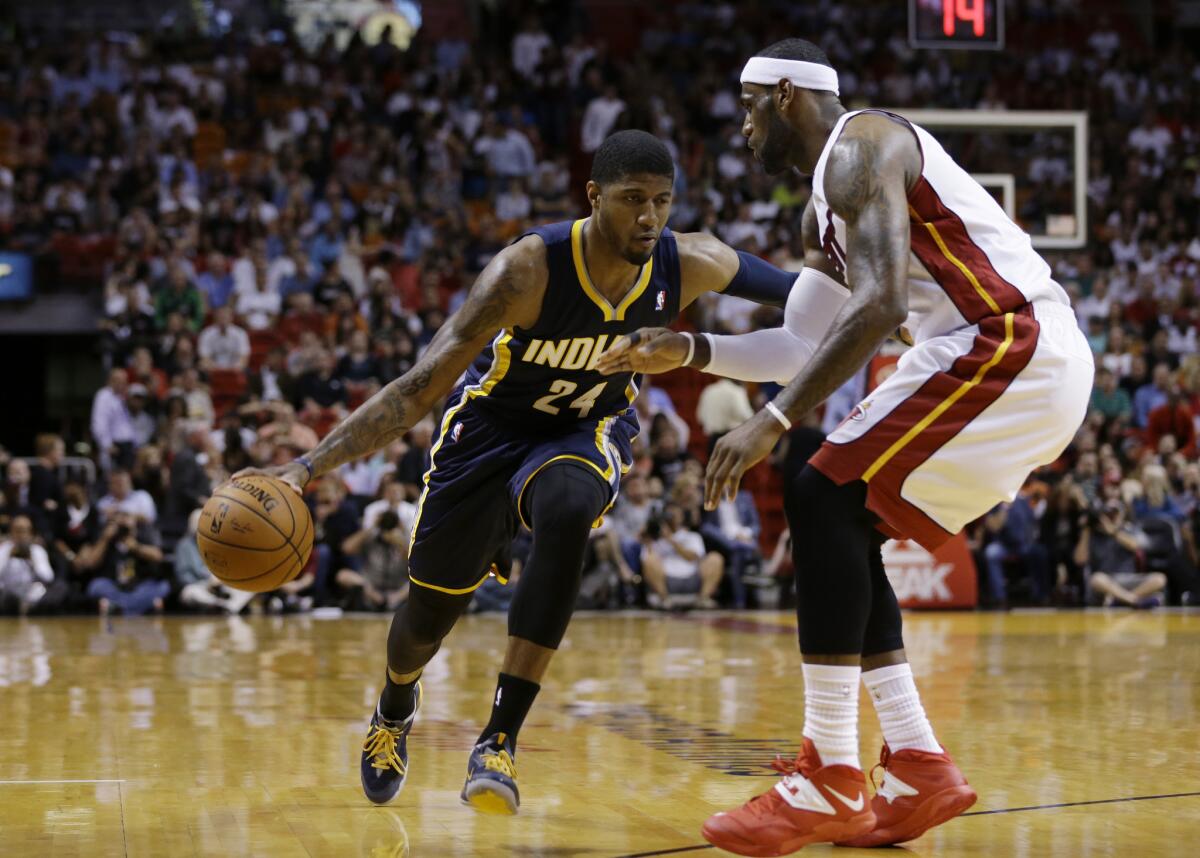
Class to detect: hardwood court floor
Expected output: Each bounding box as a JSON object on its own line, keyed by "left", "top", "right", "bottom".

{"left": 0, "top": 610, "right": 1197, "bottom": 857}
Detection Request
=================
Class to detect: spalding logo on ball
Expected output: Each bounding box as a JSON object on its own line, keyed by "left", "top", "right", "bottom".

{"left": 198, "top": 475, "right": 314, "bottom": 592}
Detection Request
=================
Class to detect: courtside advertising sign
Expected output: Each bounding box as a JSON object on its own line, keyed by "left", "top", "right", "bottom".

{"left": 883, "top": 533, "right": 979, "bottom": 608}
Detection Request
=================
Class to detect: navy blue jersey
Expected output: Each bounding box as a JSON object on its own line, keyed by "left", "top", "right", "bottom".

{"left": 460, "top": 218, "right": 683, "bottom": 433}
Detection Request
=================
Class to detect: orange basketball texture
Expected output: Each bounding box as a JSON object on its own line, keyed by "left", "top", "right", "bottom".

{"left": 197, "top": 475, "right": 314, "bottom": 592}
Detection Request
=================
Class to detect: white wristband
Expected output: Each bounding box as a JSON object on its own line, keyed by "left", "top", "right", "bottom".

{"left": 764, "top": 401, "right": 792, "bottom": 431}
{"left": 681, "top": 332, "right": 695, "bottom": 367}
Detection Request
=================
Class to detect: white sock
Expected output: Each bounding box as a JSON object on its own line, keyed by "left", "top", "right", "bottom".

{"left": 801, "top": 663, "right": 861, "bottom": 768}
{"left": 862, "top": 663, "right": 940, "bottom": 753}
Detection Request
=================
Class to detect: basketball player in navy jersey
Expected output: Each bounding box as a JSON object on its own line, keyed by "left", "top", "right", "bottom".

{"left": 237, "top": 130, "right": 799, "bottom": 814}
{"left": 602, "top": 39, "right": 1090, "bottom": 855}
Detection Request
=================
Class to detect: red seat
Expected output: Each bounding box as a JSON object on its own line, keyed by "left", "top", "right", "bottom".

{"left": 209, "top": 368, "right": 248, "bottom": 396}
{"left": 248, "top": 329, "right": 282, "bottom": 372}
{"left": 208, "top": 369, "right": 247, "bottom": 418}
{"left": 346, "top": 383, "right": 369, "bottom": 410}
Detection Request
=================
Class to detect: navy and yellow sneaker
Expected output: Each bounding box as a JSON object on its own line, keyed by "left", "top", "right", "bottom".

{"left": 460, "top": 731, "right": 520, "bottom": 815}
{"left": 360, "top": 682, "right": 422, "bottom": 805}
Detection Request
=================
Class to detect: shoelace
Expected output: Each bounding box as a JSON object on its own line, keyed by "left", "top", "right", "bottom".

{"left": 771, "top": 752, "right": 815, "bottom": 795}
{"left": 735, "top": 751, "right": 813, "bottom": 818}
{"left": 363, "top": 721, "right": 406, "bottom": 774}
{"left": 479, "top": 747, "right": 517, "bottom": 779}
{"left": 770, "top": 753, "right": 803, "bottom": 777}
{"left": 865, "top": 744, "right": 892, "bottom": 792}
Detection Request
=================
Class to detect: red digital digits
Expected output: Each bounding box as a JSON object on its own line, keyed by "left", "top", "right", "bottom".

{"left": 943, "top": 0, "right": 986, "bottom": 37}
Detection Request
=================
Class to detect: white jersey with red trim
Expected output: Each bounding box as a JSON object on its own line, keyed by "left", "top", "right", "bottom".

{"left": 811, "top": 109, "right": 1070, "bottom": 344}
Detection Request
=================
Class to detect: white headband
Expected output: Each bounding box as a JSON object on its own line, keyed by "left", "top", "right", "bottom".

{"left": 740, "top": 56, "right": 839, "bottom": 96}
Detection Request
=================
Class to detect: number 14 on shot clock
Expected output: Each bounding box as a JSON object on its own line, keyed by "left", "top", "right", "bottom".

{"left": 910, "top": 0, "right": 1004, "bottom": 51}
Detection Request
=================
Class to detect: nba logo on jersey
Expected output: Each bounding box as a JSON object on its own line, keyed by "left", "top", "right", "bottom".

{"left": 451, "top": 422, "right": 463, "bottom": 442}
{"left": 655, "top": 290, "right": 666, "bottom": 310}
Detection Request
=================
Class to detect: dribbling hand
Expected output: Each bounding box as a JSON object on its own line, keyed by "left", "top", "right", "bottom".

{"left": 229, "top": 461, "right": 311, "bottom": 496}
{"left": 595, "top": 327, "right": 691, "bottom": 376}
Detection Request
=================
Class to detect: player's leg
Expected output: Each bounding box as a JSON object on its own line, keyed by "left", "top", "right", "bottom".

{"left": 789, "top": 468, "right": 875, "bottom": 767}
{"left": 702, "top": 465, "right": 878, "bottom": 854}
{"left": 362, "top": 405, "right": 522, "bottom": 805}
{"left": 485, "top": 462, "right": 609, "bottom": 740}
{"left": 463, "top": 461, "right": 610, "bottom": 814}
{"left": 360, "top": 583, "right": 474, "bottom": 804}
{"left": 840, "top": 533, "right": 976, "bottom": 848}
{"left": 860, "top": 529, "right": 937, "bottom": 756}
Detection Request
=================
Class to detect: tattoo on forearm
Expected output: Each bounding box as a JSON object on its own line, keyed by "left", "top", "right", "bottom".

{"left": 299, "top": 248, "right": 532, "bottom": 480}
{"left": 305, "top": 354, "right": 439, "bottom": 476}
{"left": 398, "top": 364, "right": 434, "bottom": 396}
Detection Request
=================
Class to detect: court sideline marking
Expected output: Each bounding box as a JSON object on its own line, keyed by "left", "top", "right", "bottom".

{"left": 610, "top": 790, "right": 1200, "bottom": 858}
{"left": 0, "top": 779, "right": 127, "bottom": 784}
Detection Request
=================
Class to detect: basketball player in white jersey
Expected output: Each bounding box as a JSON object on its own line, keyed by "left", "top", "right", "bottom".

{"left": 599, "top": 38, "right": 1093, "bottom": 854}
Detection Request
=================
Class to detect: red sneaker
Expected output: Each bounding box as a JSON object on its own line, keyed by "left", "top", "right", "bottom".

{"left": 701, "top": 739, "right": 876, "bottom": 857}
{"left": 837, "top": 744, "right": 977, "bottom": 847}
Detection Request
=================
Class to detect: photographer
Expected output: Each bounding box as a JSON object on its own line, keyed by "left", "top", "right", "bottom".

{"left": 1074, "top": 499, "right": 1167, "bottom": 608}
{"left": 337, "top": 509, "right": 409, "bottom": 611}
{"left": 361, "top": 476, "right": 416, "bottom": 534}
{"left": 52, "top": 480, "right": 101, "bottom": 607}
{"left": 0, "top": 515, "right": 62, "bottom": 614}
{"left": 981, "top": 484, "right": 1052, "bottom": 607}
{"left": 641, "top": 502, "right": 725, "bottom": 610}
{"left": 83, "top": 510, "right": 168, "bottom": 616}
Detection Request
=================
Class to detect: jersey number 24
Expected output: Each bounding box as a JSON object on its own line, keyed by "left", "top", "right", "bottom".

{"left": 533, "top": 380, "right": 607, "bottom": 418}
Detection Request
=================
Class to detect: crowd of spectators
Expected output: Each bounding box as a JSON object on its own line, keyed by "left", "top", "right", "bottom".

{"left": 0, "top": 1, "right": 1198, "bottom": 614}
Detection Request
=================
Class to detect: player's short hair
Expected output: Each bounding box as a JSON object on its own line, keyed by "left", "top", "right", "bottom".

{"left": 755, "top": 38, "right": 833, "bottom": 68}
{"left": 591, "top": 130, "right": 674, "bottom": 186}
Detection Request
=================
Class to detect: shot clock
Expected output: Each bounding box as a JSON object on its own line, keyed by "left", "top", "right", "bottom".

{"left": 910, "top": 0, "right": 1004, "bottom": 50}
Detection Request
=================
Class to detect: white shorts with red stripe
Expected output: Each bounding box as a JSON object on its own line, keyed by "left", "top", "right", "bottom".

{"left": 810, "top": 300, "right": 1093, "bottom": 550}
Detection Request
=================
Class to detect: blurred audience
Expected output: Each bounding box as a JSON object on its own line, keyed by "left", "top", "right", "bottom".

{"left": 3, "top": 3, "right": 1199, "bottom": 613}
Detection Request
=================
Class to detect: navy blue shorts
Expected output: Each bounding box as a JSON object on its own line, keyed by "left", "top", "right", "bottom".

{"left": 407, "top": 397, "right": 637, "bottom": 594}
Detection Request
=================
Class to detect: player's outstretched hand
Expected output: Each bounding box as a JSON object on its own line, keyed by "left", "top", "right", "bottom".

{"left": 229, "top": 462, "right": 310, "bottom": 496}
{"left": 595, "top": 327, "right": 690, "bottom": 376}
{"left": 703, "top": 411, "right": 785, "bottom": 510}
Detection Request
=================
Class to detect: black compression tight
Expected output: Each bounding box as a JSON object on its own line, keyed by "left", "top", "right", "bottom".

{"left": 386, "top": 581, "right": 474, "bottom": 675}
{"left": 785, "top": 465, "right": 904, "bottom": 656}
{"left": 385, "top": 461, "right": 611, "bottom": 672}
{"left": 507, "top": 462, "right": 610, "bottom": 650}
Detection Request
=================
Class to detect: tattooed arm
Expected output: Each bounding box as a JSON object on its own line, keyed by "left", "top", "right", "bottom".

{"left": 702, "top": 116, "right": 922, "bottom": 508}
{"left": 770, "top": 120, "right": 919, "bottom": 421}
{"left": 236, "top": 236, "right": 546, "bottom": 492}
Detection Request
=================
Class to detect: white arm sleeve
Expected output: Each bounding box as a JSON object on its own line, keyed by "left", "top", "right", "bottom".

{"left": 700, "top": 268, "right": 850, "bottom": 385}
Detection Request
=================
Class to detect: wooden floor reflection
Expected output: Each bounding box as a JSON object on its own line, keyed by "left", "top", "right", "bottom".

{"left": 0, "top": 610, "right": 1197, "bottom": 857}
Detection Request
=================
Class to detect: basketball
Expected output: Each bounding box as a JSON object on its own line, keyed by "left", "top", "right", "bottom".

{"left": 197, "top": 475, "right": 314, "bottom": 593}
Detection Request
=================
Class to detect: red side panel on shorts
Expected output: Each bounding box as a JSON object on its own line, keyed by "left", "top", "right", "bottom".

{"left": 908, "top": 177, "right": 1029, "bottom": 324}
{"left": 811, "top": 306, "right": 1040, "bottom": 551}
